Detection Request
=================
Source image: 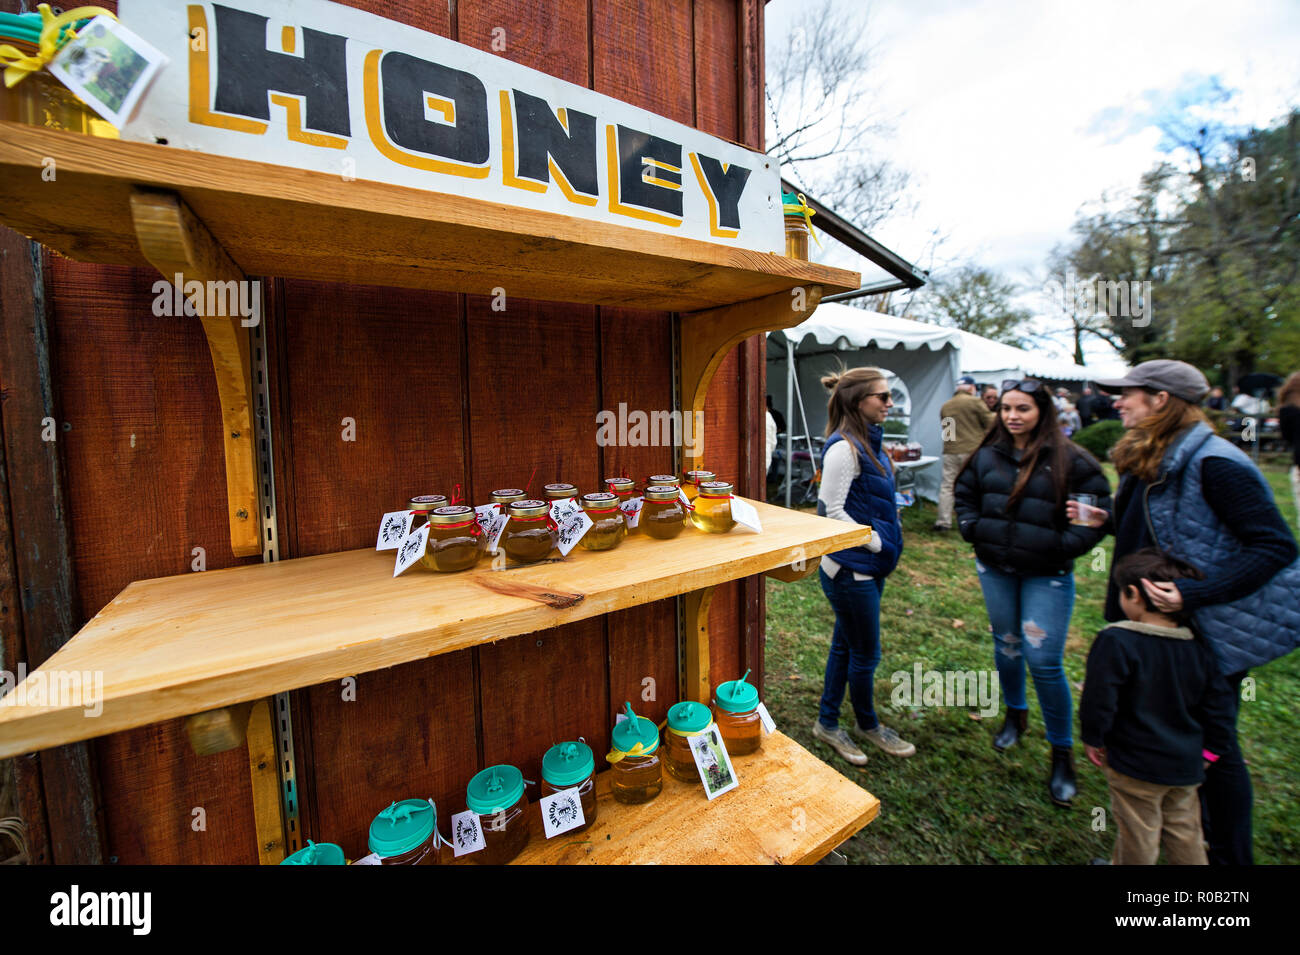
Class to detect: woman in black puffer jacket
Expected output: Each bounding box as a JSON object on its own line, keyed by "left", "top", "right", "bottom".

{"left": 954, "top": 380, "right": 1111, "bottom": 806}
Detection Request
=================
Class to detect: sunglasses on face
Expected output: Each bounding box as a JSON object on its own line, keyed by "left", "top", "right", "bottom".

{"left": 1000, "top": 378, "right": 1043, "bottom": 395}
{"left": 865, "top": 390, "right": 892, "bottom": 401}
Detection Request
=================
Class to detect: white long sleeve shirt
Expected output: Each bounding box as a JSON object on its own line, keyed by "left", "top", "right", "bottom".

{"left": 817, "top": 439, "right": 883, "bottom": 580}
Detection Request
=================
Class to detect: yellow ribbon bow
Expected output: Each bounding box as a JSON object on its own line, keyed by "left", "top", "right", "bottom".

{"left": 606, "top": 738, "right": 659, "bottom": 763}
{"left": 0, "top": 4, "right": 118, "bottom": 89}
{"left": 782, "top": 192, "right": 823, "bottom": 248}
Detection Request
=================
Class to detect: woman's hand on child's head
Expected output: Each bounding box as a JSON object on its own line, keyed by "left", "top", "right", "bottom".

{"left": 1140, "top": 578, "right": 1184, "bottom": 613}
{"left": 1085, "top": 744, "right": 1106, "bottom": 769}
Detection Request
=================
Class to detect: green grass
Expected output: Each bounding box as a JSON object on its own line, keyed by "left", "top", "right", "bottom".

{"left": 764, "top": 459, "right": 1300, "bottom": 864}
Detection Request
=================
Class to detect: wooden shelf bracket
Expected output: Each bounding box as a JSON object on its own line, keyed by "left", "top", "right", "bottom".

{"left": 682, "top": 585, "right": 715, "bottom": 704}
{"left": 128, "top": 188, "right": 260, "bottom": 557}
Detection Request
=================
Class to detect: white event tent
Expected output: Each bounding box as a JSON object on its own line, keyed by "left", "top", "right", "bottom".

{"left": 958, "top": 329, "right": 1107, "bottom": 386}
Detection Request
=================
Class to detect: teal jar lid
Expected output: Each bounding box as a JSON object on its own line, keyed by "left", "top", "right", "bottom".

{"left": 466, "top": 764, "right": 525, "bottom": 815}
{"left": 611, "top": 701, "right": 659, "bottom": 754}
{"left": 367, "top": 800, "right": 435, "bottom": 857}
{"left": 280, "top": 839, "right": 345, "bottom": 865}
{"left": 0, "top": 13, "right": 42, "bottom": 44}
{"left": 542, "top": 741, "right": 594, "bottom": 788}
{"left": 715, "top": 669, "right": 760, "bottom": 713}
{"left": 667, "top": 701, "right": 712, "bottom": 733}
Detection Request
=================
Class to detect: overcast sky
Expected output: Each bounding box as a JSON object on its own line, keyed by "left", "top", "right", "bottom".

{"left": 765, "top": 0, "right": 1300, "bottom": 368}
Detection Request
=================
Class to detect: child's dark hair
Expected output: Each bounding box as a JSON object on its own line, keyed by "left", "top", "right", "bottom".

{"left": 1113, "top": 548, "right": 1206, "bottom": 625}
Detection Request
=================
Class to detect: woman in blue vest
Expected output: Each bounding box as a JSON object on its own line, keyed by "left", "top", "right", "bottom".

{"left": 954, "top": 380, "right": 1111, "bottom": 806}
{"left": 812, "top": 367, "right": 913, "bottom": 765}
{"left": 1087, "top": 361, "right": 1300, "bottom": 864}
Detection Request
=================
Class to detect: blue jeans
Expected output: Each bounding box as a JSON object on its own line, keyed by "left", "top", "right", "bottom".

{"left": 975, "top": 562, "right": 1076, "bottom": 747}
{"left": 818, "top": 568, "right": 885, "bottom": 731}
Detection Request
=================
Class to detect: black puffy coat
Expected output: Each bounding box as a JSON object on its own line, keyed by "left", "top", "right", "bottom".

{"left": 954, "top": 439, "right": 1112, "bottom": 576}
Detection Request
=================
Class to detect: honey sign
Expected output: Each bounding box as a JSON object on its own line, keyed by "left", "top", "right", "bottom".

{"left": 117, "top": 0, "right": 783, "bottom": 253}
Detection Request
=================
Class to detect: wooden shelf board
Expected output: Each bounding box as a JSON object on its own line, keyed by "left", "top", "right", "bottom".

{"left": 503, "top": 731, "right": 880, "bottom": 865}
{"left": 0, "top": 123, "right": 858, "bottom": 312}
{"left": 0, "top": 500, "right": 866, "bottom": 758}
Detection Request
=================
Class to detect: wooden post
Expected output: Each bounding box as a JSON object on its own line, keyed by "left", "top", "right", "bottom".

{"left": 246, "top": 699, "right": 285, "bottom": 864}
{"left": 682, "top": 586, "right": 714, "bottom": 704}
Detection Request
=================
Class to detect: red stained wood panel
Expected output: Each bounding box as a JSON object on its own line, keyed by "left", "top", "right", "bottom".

{"left": 333, "top": 0, "right": 450, "bottom": 37}
{"left": 607, "top": 599, "right": 677, "bottom": 727}
{"left": 592, "top": 0, "right": 694, "bottom": 124}
{"left": 693, "top": 0, "right": 739, "bottom": 141}
{"left": 457, "top": 0, "right": 589, "bottom": 84}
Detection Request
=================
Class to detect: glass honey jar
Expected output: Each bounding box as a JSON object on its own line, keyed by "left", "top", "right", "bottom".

{"left": 682, "top": 470, "right": 715, "bottom": 502}
{"left": 647, "top": 474, "right": 679, "bottom": 488}
{"left": 664, "top": 701, "right": 714, "bottom": 784}
{"left": 420, "top": 505, "right": 485, "bottom": 572}
{"left": 690, "top": 481, "right": 735, "bottom": 533}
{"left": 606, "top": 702, "right": 662, "bottom": 805}
{"left": 543, "top": 483, "right": 578, "bottom": 502}
{"left": 579, "top": 492, "right": 626, "bottom": 551}
{"left": 490, "top": 488, "right": 527, "bottom": 512}
{"left": 0, "top": 14, "right": 118, "bottom": 139}
{"left": 465, "top": 765, "right": 530, "bottom": 865}
{"left": 502, "top": 499, "right": 557, "bottom": 563}
{"left": 713, "top": 669, "right": 763, "bottom": 756}
{"left": 541, "top": 740, "right": 597, "bottom": 833}
{"left": 642, "top": 485, "right": 686, "bottom": 540}
{"left": 407, "top": 494, "right": 448, "bottom": 531}
{"left": 603, "top": 477, "right": 639, "bottom": 534}
{"left": 367, "top": 799, "right": 439, "bottom": 865}
{"left": 280, "top": 839, "right": 346, "bottom": 865}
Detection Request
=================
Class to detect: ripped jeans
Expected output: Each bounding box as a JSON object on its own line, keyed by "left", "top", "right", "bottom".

{"left": 974, "top": 562, "right": 1075, "bottom": 747}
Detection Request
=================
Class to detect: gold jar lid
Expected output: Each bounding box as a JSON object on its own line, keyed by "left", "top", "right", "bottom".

{"left": 543, "top": 483, "right": 577, "bottom": 499}
{"left": 684, "top": 470, "right": 715, "bottom": 485}
{"left": 604, "top": 477, "right": 635, "bottom": 493}
{"left": 582, "top": 492, "right": 620, "bottom": 510}
{"left": 647, "top": 474, "right": 679, "bottom": 487}
{"left": 644, "top": 485, "right": 680, "bottom": 501}
{"left": 409, "top": 494, "right": 447, "bottom": 511}
{"left": 490, "top": 488, "right": 526, "bottom": 504}
{"left": 698, "top": 481, "right": 733, "bottom": 497}
{"left": 508, "top": 499, "right": 551, "bottom": 518}
{"left": 429, "top": 505, "right": 475, "bottom": 525}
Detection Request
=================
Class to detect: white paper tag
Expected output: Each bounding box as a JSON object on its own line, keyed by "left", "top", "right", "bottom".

{"left": 614, "top": 713, "right": 627, "bottom": 725}
{"left": 376, "top": 510, "right": 411, "bottom": 550}
{"left": 47, "top": 16, "right": 168, "bottom": 128}
{"left": 730, "top": 496, "right": 763, "bottom": 533}
{"left": 539, "top": 787, "right": 587, "bottom": 839}
{"left": 393, "top": 523, "right": 430, "bottom": 577}
{"left": 476, "top": 503, "right": 508, "bottom": 552}
{"left": 757, "top": 701, "right": 776, "bottom": 735}
{"left": 620, "top": 496, "right": 643, "bottom": 529}
{"left": 551, "top": 499, "right": 592, "bottom": 556}
{"left": 449, "top": 809, "right": 486, "bottom": 857}
{"left": 351, "top": 852, "right": 382, "bottom": 866}
{"left": 689, "top": 727, "right": 739, "bottom": 800}
{"left": 678, "top": 488, "right": 693, "bottom": 509}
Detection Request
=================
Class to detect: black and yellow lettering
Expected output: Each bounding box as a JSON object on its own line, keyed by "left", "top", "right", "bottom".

{"left": 502, "top": 89, "right": 598, "bottom": 205}
{"left": 689, "top": 153, "right": 751, "bottom": 237}
{"left": 607, "top": 124, "right": 683, "bottom": 226}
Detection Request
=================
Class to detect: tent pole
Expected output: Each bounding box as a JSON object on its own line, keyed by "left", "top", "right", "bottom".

{"left": 785, "top": 340, "right": 794, "bottom": 508}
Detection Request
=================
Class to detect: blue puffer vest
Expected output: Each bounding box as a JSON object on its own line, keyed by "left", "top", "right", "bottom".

{"left": 1145, "top": 422, "right": 1300, "bottom": 673}
{"left": 817, "top": 428, "right": 903, "bottom": 578}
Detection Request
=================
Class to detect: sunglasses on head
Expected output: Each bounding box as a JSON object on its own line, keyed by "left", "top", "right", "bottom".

{"left": 1000, "top": 378, "right": 1043, "bottom": 395}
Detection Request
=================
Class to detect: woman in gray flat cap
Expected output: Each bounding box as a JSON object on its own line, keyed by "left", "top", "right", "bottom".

{"left": 1084, "top": 359, "right": 1300, "bottom": 865}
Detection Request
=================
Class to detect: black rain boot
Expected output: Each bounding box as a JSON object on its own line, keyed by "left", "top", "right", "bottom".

{"left": 992, "top": 707, "right": 1028, "bottom": 751}
{"left": 1049, "top": 745, "right": 1077, "bottom": 807}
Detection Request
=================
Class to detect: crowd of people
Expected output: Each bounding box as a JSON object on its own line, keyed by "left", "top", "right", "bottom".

{"left": 810, "top": 361, "right": 1300, "bottom": 866}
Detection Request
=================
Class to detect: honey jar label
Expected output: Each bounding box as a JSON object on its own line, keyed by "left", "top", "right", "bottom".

{"left": 619, "top": 496, "right": 644, "bottom": 528}
{"left": 539, "top": 787, "right": 587, "bottom": 839}
{"left": 730, "top": 496, "right": 763, "bottom": 533}
{"left": 449, "top": 809, "right": 486, "bottom": 857}
{"left": 678, "top": 488, "right": 693, "bottom": 509}
{"left": 392, "top": 523, "right": 430, "bottom": 577}
{"left": 351, "top": 853, "right": 382, "bottom": 865}
{"left": 757, "top": 702, "right": 776, "bottom": 735}
{"left": 551, "top": 498, "right": 593, "bottom": 556}
{"left": 376, "top": 510, "right": 414, "bottom": 550}
{"left": 475, "top": 503, "right": 508, "bottom": 551}
{"left": 689, "top": 727, "right": 739, "bottom": 801}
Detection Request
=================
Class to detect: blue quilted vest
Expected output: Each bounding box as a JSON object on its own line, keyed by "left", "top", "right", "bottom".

{"left": 1145, "top": 422, "right": 1300, "bottom": 673}
{"left": 817, "top": 428, "right": 903, "bottom": 578}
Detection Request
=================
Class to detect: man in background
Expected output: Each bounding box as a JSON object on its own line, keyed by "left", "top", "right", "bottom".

{"left": 935, "top": 376, "right": 994, "bottom": 532}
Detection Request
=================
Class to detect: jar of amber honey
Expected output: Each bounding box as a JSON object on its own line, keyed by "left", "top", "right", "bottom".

{"left": 490, "top": 488, "right": 527, "bottom": 511}
{"left": 502, "top": 500, "right": 557, "bottom": 563}
{"left": 0, "top": 14, "right": 118, "bottom": 138}
{"left": 280, "top": 840, "right": 346, "bottom": 865}
{"left": 421, "top": 505, "right": 485, "bottom": 572}
{"left": 465, "top": 765, "right": 530, "bottom": 865}
{"left": 603, "top": 477, "right": 639, "bottom": 534}
{"left": 713, "top": 669, "right": 762, "bottom": 756}
{"left": 690, "top": 481, "right": 735, "bottom": 533}
{"left": 642, "top": 485, "right": 686, "bottom": 539}
{"left": 579, "top": 492, "right": 626, "bottom": 551}
{"left": 664, "top": 701, "right": 714, "bottom": 784}
{"left": 647, "top": 474, "right": 679, "bottom": 488}
{"left": 543, "top": 483, "right": 578, "bottom": 503}
{"left": 682, "top": 470, "right": 715, "bottom": 502}
{"left": 407, "top": 494, "right": 448, "bottom": 531}
{"left": 367, "top": 799, "right": 438, "bottom": 865}
{"left": 541, "top": 741, "right": 597, "bottom": 833}
{"left": 606, "top": 702, "right": 662, "bottom": 805}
